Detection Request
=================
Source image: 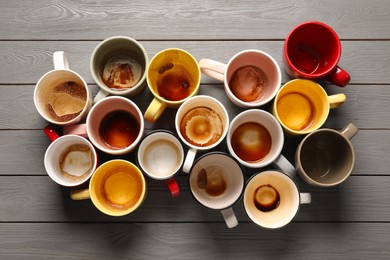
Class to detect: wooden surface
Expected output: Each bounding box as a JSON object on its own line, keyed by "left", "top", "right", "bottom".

{"left": 1, "top": 0, "right": 390, "bottom": 259}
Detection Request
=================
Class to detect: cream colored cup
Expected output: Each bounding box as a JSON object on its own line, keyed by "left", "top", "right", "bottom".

{"left": 243, "top": 170, "right": 311, "bottom": 229}
{"left": 175, "top": 95, "right": 229, "bottom": 173}
{"left": 144, "top": 48, "right": 201, "bottom": 122}
{"left": 90, "top": 36, "right": 149, "bottom": 103}
{"left": 199, "top": 49, "right": 281, "bottom": 108}
{"left": 295, "top": 123, "right": 358, "bottom": 187}
{"left": 273, "top": 79, "right": 346, "bottom": 135}
{"left": 71, "top": 160, "right": 146, "bottom": 217}
{"left": 34, "top": 51, "right": 92, "bottom": 126}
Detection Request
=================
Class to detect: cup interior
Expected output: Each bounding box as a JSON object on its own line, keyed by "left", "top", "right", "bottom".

{"left": 137, "top": 131, "right": 184, "bottom": 180}
{"left": 285, "top": 22, "right": 341, "bottom": 76}
{"left": 90, "top": 160, "right": 146, "bottom": 216}
{"left": 244, "top": 171, "right": 300, "bottom": 229}
{"left": 44, "top": 135, "right": 97, "bottom": 186}
{"left": 225, "top": 50, "right": 281, "bottom": 105}
{"left": 189, "top": 153, "right": 244, "bottom": 210}
{"left": 298, "top": 129, "right": 354, "bottom": 186}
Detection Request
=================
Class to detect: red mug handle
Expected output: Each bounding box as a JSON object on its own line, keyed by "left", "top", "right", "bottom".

{"left": 165, "top": 178, "right": 180, "bottom": 198}
{"left": 43, "top": 125, "right": 60, "bottom": 142}
{"left": 325, "top": 65, "right": 350, "bottom": 87}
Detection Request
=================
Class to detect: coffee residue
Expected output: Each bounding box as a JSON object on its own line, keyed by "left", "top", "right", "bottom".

{"left": 59, "top": 143, "right": 93, "bottom": 181}
{"left": 196, "top": 167, "right": 226, "bottom": 197}
{"left": 229, "top": 65, "right": 265, "bottom": 102}
{"left": 253, "top": 184, "right": 280, "bottom": 212}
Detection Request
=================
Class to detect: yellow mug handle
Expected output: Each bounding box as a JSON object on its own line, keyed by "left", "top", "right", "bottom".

{"left": 144, "top": 98, "right": 167, "bottom": 122}
{"left": 70, "top": 189, "right": 91, "bottom": 200}
{"left": 328, "top": 93, "right": 346, "bottom": 109}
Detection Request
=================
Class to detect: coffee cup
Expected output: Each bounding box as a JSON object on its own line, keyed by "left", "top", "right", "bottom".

{"left": 175, "top": 95, "right": 229, "bottom": 173}
{"left": 273, "top": 79, "right": 346, "bottom": 135}
{"left": 43, "top": 126, "right": 97, "bottom": 187}
{"left": 71, "top": 159, "right": 146, "bottom": 216}
{"left": 144, "top": 48, "right": 201, "bottom": 122}
{"left": 295, "top": 123, "right": 358, "bottom": 187}
{"left": 243, "top": 170, "right": 311, "bottom": 229}
{"left": 137, "top": 130, "right": 184, "bottom": 197}
{"left": 34, "top": 51, "right": 92, "bottom": 126}
{"left": 284, "top": 21, "right": 350, "bottom": 87}
{"left": 189, "top": 152, "right": 245, "bottom": 228}
{"left": 64, "top": 96, "right": 144, "bottom": 155}
{"left": 90, "top": 36, "right": 149, "bottom": 103}
{"left": 227, "top": 109, "right": 296, "bottom": 176}
{"left": 199, "top": 49, "right": 281, "bottom": 108}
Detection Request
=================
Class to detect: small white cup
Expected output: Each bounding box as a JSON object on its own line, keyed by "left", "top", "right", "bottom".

{"left": 175, "top": 95, "right": 229, "bottom": 173}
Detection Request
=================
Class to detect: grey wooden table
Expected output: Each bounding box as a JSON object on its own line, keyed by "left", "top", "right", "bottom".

{"left": 1, "top": 0, "right": 390, "bottom": 259}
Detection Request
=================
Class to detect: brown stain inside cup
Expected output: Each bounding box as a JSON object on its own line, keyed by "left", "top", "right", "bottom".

{"left": 253, "top": 184, "right": 280, "bottom": 212}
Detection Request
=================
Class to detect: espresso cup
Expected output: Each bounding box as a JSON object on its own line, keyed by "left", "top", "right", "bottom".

{"left": 189, "top": 152, "right": 245, "bottom": 228}
{"left": 199, "top": 49, "right": 281, "bottom": 108}
{"left": 34, "top": 51, "right": 92, "bottom": 126}
{"left": 71, "top": 159, "right": 146, "bottom": 216}
{"left": 284, "top": 21, "right": 350, "bottom": 87}
{"left": 137, "top": 130, "right": 184, "bottom": 197}
{"left": 144, "top": 48, "right": 201, "bottom": 122}
{"left": 64, "top": 96, "right": 144, "bottom": 155}
{"left": 273, "top": 79, "right": 346, "bottom": 135}
{"left": 90, "top": 36, "right": 149, "bottom": 103}
{"left": 295, "top": 123, "right": 358, "bottom": 187}
{"left": 227, "top": 109, "right": 296, "bottom": 176}
{"left": 243, "top": 170, "right": 311, "bottom": 229}
{"left": 43, "top": 126, "right": 97, "bottom": 187}
{"left": 175, "top": 95, "right": 229, "bottom": 173}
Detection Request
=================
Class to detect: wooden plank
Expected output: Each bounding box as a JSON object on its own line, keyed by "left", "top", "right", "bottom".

{"left": 0, "top": 223, "right": 389, "bottom": 259}
{"left": 1, "top": 0, "right": 389, "bottom": 40}
{"left": 0, "top": 176, "right": 389, "bottom": 222}
{"left": 0, "top": 41, "right": 389, "bottom": 85}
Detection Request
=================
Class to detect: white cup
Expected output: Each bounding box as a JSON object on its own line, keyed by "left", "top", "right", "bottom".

{"left": 175, "top": 95, "right": 229, "bottom": 173}
{"left": 189, "top": 152, "right": 245, "bottom": 228}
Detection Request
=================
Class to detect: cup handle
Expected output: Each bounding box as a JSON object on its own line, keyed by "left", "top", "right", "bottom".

{"left": 165, "top": 177, "right": 180, "bottom": 198}
{"left": 182, "top": 148, "right": 197, "bottom": 173}
{"left": 328, "top": 93, "right": 346, "bottom": 109}
{"left": 221, "top": 207, "right": 238, "bottom": 228}
{"left": 93, "top": 89, "right": 109, "bottom": 104}
{"left": 63, "top": 124, "right": 88, "bottom": 138}
{"left": 341, "top": 123, "right": 358, "bottom": 140}
{"left": 273, "top": 154, "right": 297, "bottom": 179}
{"left": 300, "top": 193, "right": 312, "bottom": 204}
{"left": 144, "top": 98, "right": 167, "bottom": 123}
{"left": 199, "top": 59, "right": 226, "bottom": 82}
{"left": 70, "top": 189, "right": 91, "bottom": 200}
{"left": 53, "top": 51, "right": 69, "bottom": 70}
{"left": 43, "top": 125, "right": 60, "bottom": 142}
{"left": 324, "top": 65, "right": 351, "bottom": 87}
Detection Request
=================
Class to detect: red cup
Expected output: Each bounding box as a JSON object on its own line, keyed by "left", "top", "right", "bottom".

{"left": 283, "top": 21, "right": 350, "bottom": 87}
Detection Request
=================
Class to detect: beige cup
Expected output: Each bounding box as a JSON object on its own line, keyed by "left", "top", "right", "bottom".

{"left": 90, "top": 36, "right": 149, "bottom": 103}
{"left": 71, "top": 160, "right": 146, "bottom": 217}
{"left": 199, "top": 49, "right": 281, "bottom": 108}
{"left": 34, "top": 51, "right": 92, "bottom": 126}
{"left": 243, "top": 170, "right": 311, "bottom": 229}
{"left": 295, "top": 123, "right": 358, "bottom": 187}
{"left": 175, "top": 95, "right": 229, "bottom": 173}
{"left": 144, "top": 48, "right": 201, "bottom": 122}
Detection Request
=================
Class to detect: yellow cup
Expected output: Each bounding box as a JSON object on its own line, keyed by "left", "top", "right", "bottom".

{"left": 273, "top": 79, "right": 346, "bottom": 135}
{"left": 144, "top": 48, "right": 201, "bottom": 122}
{"left": 71, "top": 159, "right": 146, "bottom": 216}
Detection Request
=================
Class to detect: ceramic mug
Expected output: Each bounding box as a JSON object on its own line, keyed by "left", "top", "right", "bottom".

{"left": 71, "top": 159, "right": 146, "bottom": 216}
{"left": 90, "top": 36, "right": 149, "bottom": 103}
{"left": 189, "top": 152, "right": 245, "bottom": 228}
{"left": 137, "top": 130, "right": 184, "bottom": 198}
{"left": 34, "top": 51, "right": 92, "bottom": 126}
{"left": 284, "top": 21, "right": 350, "bottom": 87}
{"left": 199, "top": 49, "right": 281, "bottom": 108}
{"left": 64, "top": 96, "right": 144, "bottom": 155}
{"left": 144, "top": 48, "right": 201, "bottom": 122}
{"left": 175, "top": 95, "right": 229, "bottom": 173}
{"left": 295, "top": 123, "right": 358, "bottom": 187}
{"left": 273, "top": 79, "right": 346, "bottom": 135}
